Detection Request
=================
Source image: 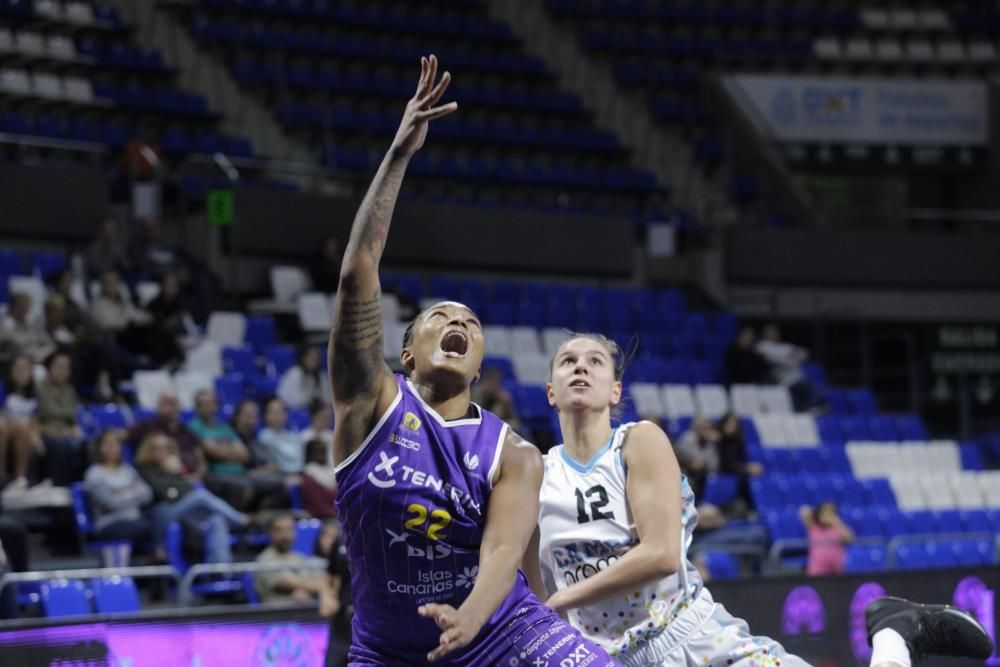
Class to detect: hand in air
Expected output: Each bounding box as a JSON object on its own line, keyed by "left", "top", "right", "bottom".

{"left": 391, "top": 55, "right": 457, "bottom": 159}
{"left": 418, "top": 603, "right": 482, "bottom": 662}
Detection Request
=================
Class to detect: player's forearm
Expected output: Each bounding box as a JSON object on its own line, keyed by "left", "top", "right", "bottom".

{"left": 548, "top": 543, "right": 678, "bottom": 614}
{"left": 340, "top": 151, "right": 409, "bottom": 281}
{"left": 458, "top": 544, "right": 521, "bottom": 628}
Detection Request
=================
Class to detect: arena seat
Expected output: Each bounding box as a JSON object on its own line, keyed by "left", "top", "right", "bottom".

{"left": 91, "top": 576, "right": 140, "bottom": 614}
{"left": 41, "top": 579, "right": 91, "bottom": 617}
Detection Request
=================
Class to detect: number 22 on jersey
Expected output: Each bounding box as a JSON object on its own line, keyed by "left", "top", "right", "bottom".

{"left": 404, "top": 503, "right": 452, "bottom": 541}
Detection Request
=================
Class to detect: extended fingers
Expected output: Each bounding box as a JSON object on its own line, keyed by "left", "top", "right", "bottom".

{"left": 423, "top": 70, "right": 452, "bottom": 108}
{"left": 427, "top": 629, "right": 464, "bottom": 663}
{"left": 417, "top": 603, "right": 452, "bottom": 626}
{"left": 415, "top": 56, "right": 428, "bottom": 94}
{"left": 416, "top": 54, "right": 438, "bottom": 98}
{"left": 415, "top": 101, "right": 458, "bottom": 122}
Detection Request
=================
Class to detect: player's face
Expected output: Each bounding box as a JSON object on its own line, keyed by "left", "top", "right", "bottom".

{"left": 547, "top": 338, "right": 622, "bottom": 415}
{"left": 402, "top": 302, "right": 484, "bottom": 386}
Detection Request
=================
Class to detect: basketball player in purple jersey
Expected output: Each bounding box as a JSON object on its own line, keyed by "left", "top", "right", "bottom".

{"left": 328, "top": 55, "right": 617, "bottom": 667}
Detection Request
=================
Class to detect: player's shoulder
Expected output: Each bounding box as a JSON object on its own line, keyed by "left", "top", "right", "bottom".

{"left": 619, "top": 420, "right": 672, "bottom": 460}
{"left": 494, "top": 428, "right": 543, "bottom": 484}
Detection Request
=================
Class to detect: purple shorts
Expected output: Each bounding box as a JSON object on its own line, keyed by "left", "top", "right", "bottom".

{"left": 348, "top": 601, "right": 617, "bottom": 667}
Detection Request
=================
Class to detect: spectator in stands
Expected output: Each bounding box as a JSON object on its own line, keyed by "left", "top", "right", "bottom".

{"left": 316, "top": 519, "right": 351, "bottom": 666}
{"left": 756, "top": 323, "right": 824, "bottom": 411}
{"left": 83, "top": 429, "right": 153, "bottom": 545}
{"left": 310, "top": 236, "right": 343, "bottom": 294}
{"left": 277, "top": 346, "right": 330, "bottom": 410}
{"left": 36, "top": 351, "right": 85, "bottom": 486}
{"left": 42, "top": 295, "right": 75, "bottom": 348}
{"left": 135, "top": 432, "right": 247, "bottom": 564}
{"left": 256, "top": 397, "right": 305, "bottom": 476}
{"left": 229, "top": 399, "right": 288, "bottom": 510}
{"left": 718, "top": 413, "right": 763, "bottom": 478}
{"left": 84, "top": 217, "right": 132, "bottom": 282}
{"left": 0, "top": 292, "right": 56, "bottom": 364}
{"left": 0, "top": 355, "right": 40, "bottom": 496}
{"left": 724, "top": 325, "right": 769, "bottom": 386}
{"left": 122, "top": 124, "right": 162, "bottom": 183}
{"left": 299, "top": 399, "right": 333, "bottom": 464}
{"left": 800, "top": 501, "right": 854, "bottom": 576}
{"left": 128, "top": 390, "right": 204, "bottom": 478}
{"left": 129, "top": 219, "right": 179, "bottom": 282}
{"left": 471, "top": 367, "right": 521, "bottom": 433}
{"left": 91, "top": 270, "right": 181, "bottom": 368}
{"left": 188, "top": 388, "right": 255, "bottom": 510}
{"left": 674, "top": 416, "right": 720, "bottom": 499}
{"left": 48, "top": 269, "right": 100, "bottom": 340}
{"left": 255, "top": 513, "right": 331, "bottom": 604}
{"left": 146, "top": 272, "right": 191, "bottom": 341}
{"left": 301, "top": 439, "right": 336, "bottom": 520}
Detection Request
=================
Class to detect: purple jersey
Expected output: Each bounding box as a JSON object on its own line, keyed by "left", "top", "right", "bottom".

{"left": 335, "top": 375, "right": 617, "bottom": 667}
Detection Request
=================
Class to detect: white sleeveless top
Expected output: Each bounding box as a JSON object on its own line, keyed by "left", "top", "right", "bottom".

{"left": 538, "top": 422, "right": 703, "bottom": 658}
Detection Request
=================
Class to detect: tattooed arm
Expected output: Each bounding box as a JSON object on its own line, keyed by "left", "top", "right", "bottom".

{"left": 330, "top": 55, "right": 457, "bottom": 465}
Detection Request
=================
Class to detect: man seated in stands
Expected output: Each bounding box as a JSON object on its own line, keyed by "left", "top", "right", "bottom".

{"left": 255, "top": 513, "right": 333, "bottom": 605}
{"left": 755, "top": 323, "right": 824, "bottom": 412}
{"left": 128, "top": 390, "right": 204, "bottom": 478}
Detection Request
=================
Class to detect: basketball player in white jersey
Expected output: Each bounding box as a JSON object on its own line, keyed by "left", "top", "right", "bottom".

{"left": 524, "top": 333, "right": 993, "bottom": 667}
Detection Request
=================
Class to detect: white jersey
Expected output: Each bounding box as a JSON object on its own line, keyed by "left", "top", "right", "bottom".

{"left": 538, "top": 422, "right": 703, "bottom": 661}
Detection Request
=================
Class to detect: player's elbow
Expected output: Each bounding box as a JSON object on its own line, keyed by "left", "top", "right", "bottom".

{"left": 338, "top": 256, "right": 377, "bottom": 290}
{"left": 650, "top": 551, "right": 680, "bottom": 578}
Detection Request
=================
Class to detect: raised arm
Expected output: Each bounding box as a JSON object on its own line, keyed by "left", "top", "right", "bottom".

{"left": 329, "top": 55, "right": 456, "bottom": 465}
{"left": 418, "top": 431, "right": 543, "bottom": 662}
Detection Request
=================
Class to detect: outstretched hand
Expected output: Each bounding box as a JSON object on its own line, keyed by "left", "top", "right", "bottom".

{"left": 391, "top": 54, "right": 457, "bottom": 159}
{"left": 418, "top": 603, "right": 482, "bottom": 662}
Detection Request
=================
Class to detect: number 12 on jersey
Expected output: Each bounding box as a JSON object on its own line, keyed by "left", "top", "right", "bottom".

{"left": 575, "top": 485, "right": 614, "bottom": 523}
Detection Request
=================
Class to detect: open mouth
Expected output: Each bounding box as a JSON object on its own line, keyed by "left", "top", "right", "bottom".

{"left": 569, "top": 379, "right": 591, "bottom": 389}
{"left": 440, "top": 330, "right": 469, "bottom": 357}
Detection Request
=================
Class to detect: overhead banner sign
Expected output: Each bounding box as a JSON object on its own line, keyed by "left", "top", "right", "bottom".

{"left": 724, "top": 74, "right": 989, "bottom": 146}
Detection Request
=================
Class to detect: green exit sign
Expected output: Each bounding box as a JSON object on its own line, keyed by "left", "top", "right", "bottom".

{"left": 206, "top": 189, "right": 234, "bottom": 227}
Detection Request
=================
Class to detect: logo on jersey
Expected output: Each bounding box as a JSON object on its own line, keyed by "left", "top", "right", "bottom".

{"left": 384, "top": 528, "right": 472, "bottom": 560}
{"left": 389, "top": 432, "right": 421, "bottom": 452}
{"left": 403, "top": 411, "right": 422, "bottom": 432}
{"left": 462, "top": 451, "right": 480, "bottom": 471}
{"left": 455, "top": 565, "right": 478, "bottom": 589}
{"left": 367, "top": 451, "right": 399, "bottom": 488}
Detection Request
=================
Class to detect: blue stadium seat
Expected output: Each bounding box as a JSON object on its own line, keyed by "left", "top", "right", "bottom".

{"left": 895, "top": 414, "right": 928, "bottom": 441}
{"left": 750, "top": 478, "right": 783, "bottom": 513}
{"left": 215, "top": 374, "right": 245, "bottom": 408}
{"left": 844, "top": 507, "right": 882, "bottom": 538}
{"left": 952, "top": 540, "right": 994, "bottom": 567}
{"left": 815, "top": 415, "right": 845, "bottom": 445}
{"left": 262, "top": 345, "right": 296, "bottom": 377}
{"left": 879, "top": 508, "right": 909, "bottom": 539}
{"left": 223, "top": 345, "right": 258, "bottom": 377}
{"left": 960, "top": 443, "right": 984, "bottom": 471}
{"left": 932, "top": 510, "right": 964, "bottom": 534}
{"left": 30, "top": 251, "right": 66, "bottom": 279}
{"left": 845, "top": 544, "right": 887, "bottom": 573}
{"left": 823, "top": 388, "right": 851, "bottom": 415}
{"left": 701, "top": 551, "right": 740, "bottom": 580}
{"left": 867, "top": 416, "right": 898, "bottom": 442}
{"left": 838, "top": 416, "right": 871, "bottom": 441}
{"left": 244, "top": 316, "right": 277, "bottom": 349}
{"left": 894, "top": 544, "right": 928, "bottom": 570}
{"left": 847, "top": 389, "right": 878, "bottom": 415}
{"left": 863, "top": 479, "right": 896, "bottom": 507}
{"left": 702, "top": 474, "right": 739, "bottom": 507}
{"left": 794, "top": 449, "right": 825, "bottom": 474}
{"left": 89, "top": 404, "right": 129, "bottom": 431}
{"left": 92, "top": 576, "right": 140, "bottom": 614}
{"left": 803, "top": 475, "right": 836, "bottom": 504}
{"left": 293, "top": 518, "right": 322, "bottom": 556}
{"left": 762, "top": 449, "right": 796, "bottom": 474}
{"left": 287, "top": 408, "right": 310, "bottom": 431}
{"left": 801, "top": 362, "right": 827, "bottom": 388}
{"left": 41, "top": 580, "right": 91, "bottom": 617}
{"left": 765, "top": 509, "right": 806, "bottom": 541}
{"left": 924, "top": 541, "right": 957, "bottom": 568}
{"left": 820, "top": 446, "right": 851, "bottom": 473}
{"left": 740, "top": 418, "right": 760, "bottom": 446}
{"left": 0, "top": 249, "right": 24, "bottom": 277}
{"left": 960, "top": 510, "right": 993, "bottom": 534}
{"left": 907, "top": 511, "right": 937, "bottom": 536}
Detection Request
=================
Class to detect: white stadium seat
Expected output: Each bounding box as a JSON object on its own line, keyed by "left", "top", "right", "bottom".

{"left": 63, "top": 77, "right": 93, "bottom": 103}
{"left": 874, "top": 38, "right": 904, "bottom": 62}
{"left": 173, "top": 371, "right": 214, "bottom": 410}
{"left": 0, "top": 29, "right": 12, "bottom": 52}
{"left": 133, "top": 370, "right": 175, "bottom": 410}
{"left": 694, "top": 384, "right": 729, "bottom": 420}
{"left": 65, "top": 1, "right": 95, "bottom": 24}
{"left": 916, "top": 10, "right": 949, "bottom": 31}
{"left": 541, "top": 328, "right": 568, "bottom": 357}
{"left": 968, "top": 41, "right": 997, "bottom": 63}
{"left": 0, "top": 69, "right": 31, "bottom": 96}
{"left": 381, "top": 294, "right": 401, "bottom": 323}
{"left": 889, "top": 474, "right": 925, "bottom": 511}
{"left": 510, "top": 326, "right": 542, "bottom": 355}
{"left": 813, "top": 38, "right": 843, "bottom": 60}
{"left": 661, "top": 384, "right": 696, "bottom": 420}
{"left": 845, "top": 38, "right": 873, "bottom": 61}
{"left": 936, "top": 41, "right": 967, "bottom": 63}
{"left": 31, "top": 72, "right": 62, "bottom": 99}
{"left": 7, "top": 276, "right": 46, "bottom": 321}
{"left": 782, "top": 414, "right": 819, "bottom": 447}
{"left": 270, "top": 265, "right": 311, "bottom": 302}
{"left": 753, "top": 414, "right": 790, "bottom": 447}
{"left": 757, "top": 386, "right": 793, "bottom": 414}
{"left": 905, "top": 40, "right": 934, "bottom": 62}
{"left": 14, "top": 32, "right": 45, "bottom": 57}
{"left": 630, "top": 383, "right": 665, "bottom": 419}
{"left": 483, "top": 326, "right": 513, "bottom": 359}
{"left": 729, "top": 384, "right": 760, "bottom": 416}
{"left": 182, "top": 341, "right": 222, "bottom": 378}
{"left": 207, "top": 311, "right": 248, "bottom": 345}
{"left": 512, "top": 352, "right": 550, "bottom": 386}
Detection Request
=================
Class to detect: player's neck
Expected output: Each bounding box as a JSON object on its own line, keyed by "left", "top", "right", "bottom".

{"left": 412, "top": 380, "right": 473, "bottom": 420}
{"left": 559, "top": 410, "right": 613, "bottom": 465}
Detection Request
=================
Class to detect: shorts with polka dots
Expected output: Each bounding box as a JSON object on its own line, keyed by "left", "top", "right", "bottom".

{"left": 614, "top": 589, "right": 811, "bottom": 667}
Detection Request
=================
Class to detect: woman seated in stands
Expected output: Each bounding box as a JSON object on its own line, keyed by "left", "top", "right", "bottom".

{"left": 90, "top": 270, "right": 181, "bottom": 368}
{"left": 301, "top": 439, "right": 336, "bottom": 520}
{"left": 135, "top": 432, "right": 248, "bottom": 564}
{"left": 36, "top": 350, "right": 86, "bottom": 487}
{"left": 800, "top": 501, "right": 855, "bottom": 576}
{"left": 83, "top": 429, "right": 153, "bottom": 544}
{"left": 229, "top": 398, "right": 289, "bottom": 509}
{"left": 256, "top": 397, "right": 305, "bottom": 476}
{"left": 0, "top": 355, "right": 42, "bottom": 497}
{"left": 277, "top": 345, "right": 330, "bottom": 410}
